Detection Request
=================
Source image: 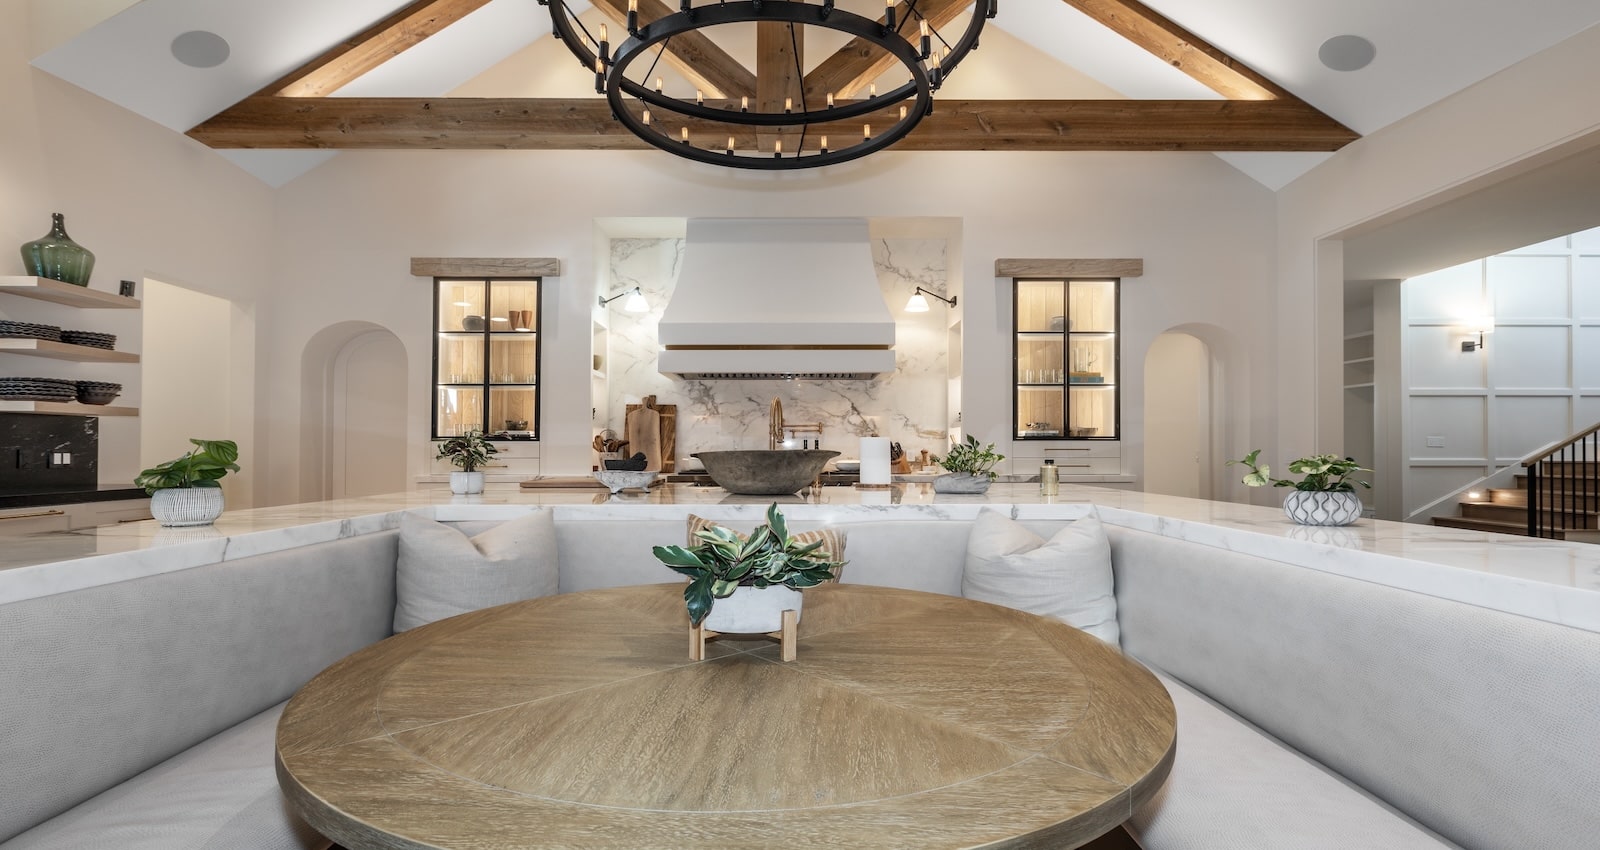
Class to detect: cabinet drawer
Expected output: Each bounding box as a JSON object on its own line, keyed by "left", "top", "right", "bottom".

{"left": 1010, "top": 442, "right": 1121, "bottom": 459}
{"left": 0, "top": 509, "right": 70, "bottom": 534}
{"left": 1048, "top": 456, "right": 1122, "bottom": 475}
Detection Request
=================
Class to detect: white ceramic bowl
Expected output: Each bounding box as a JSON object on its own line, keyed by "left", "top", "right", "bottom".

{"left": 592, "top": 470, "right": 658, "bottom": 494}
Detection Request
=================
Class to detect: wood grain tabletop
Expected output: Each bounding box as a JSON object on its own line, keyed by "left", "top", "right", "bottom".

{"left": 276, "top": 583, "right": 1175, "bottom": 849}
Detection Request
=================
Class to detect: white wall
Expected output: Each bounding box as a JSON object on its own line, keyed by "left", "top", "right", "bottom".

{"left": 1143, "top": 332, "right": 1209, "bottom": 498}
{"left": 140, "top": 280, "right": 244, "bottom": 506}
{"left": 1399, "top": 226, "right": 1600, "bottom": 517}
{"left": 262, "top": 148, "right": 1278, "bottom": 505}
{"left": 0, "top": 0, "right": 274, "bottom": 499}
{"left": 1276, "top": 23, "right": 1600, "bottom": 510}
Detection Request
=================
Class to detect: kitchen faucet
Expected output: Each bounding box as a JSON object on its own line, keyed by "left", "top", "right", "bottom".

{"left": 769, "top": 397, "right": 821, "bottom": 450}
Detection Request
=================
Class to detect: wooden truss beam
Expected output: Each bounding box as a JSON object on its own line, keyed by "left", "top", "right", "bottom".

{"left": 802, "top": 0, "right": 970, "bottom": 101}
{"left": 1059, "top": 0, "right": 1284, "bottom": 101}
{"left": 187, "top": 97, "right": 1359, "bottom": 152}
{"left": 590, "top": 0, "right": 756, "bottom": 99}
{"left": 265, "top": 0, "right": 495, "bottom": 98}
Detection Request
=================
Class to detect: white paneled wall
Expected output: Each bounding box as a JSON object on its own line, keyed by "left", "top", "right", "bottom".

{"left": 1401, "top": 226, "right": 1600, "bottom": 517}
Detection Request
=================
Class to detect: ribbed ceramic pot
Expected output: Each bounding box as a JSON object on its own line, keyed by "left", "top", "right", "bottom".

{"left": 450, "top": 471, "right": 485, "bottom": 494}
{"left": 932, "top": 472, "right": 992, "bottom": 494}
{"left": 151, "top": 487, "right": 224, "bottom": 527}
{"left": 703, "top": 585, "right": 803, "bottom": 634}
{"left": 20, "top": 213, "right": 95, "bottom": 286}
{"left": 1282, "top": 490, "right": 1363, "bottom": 526}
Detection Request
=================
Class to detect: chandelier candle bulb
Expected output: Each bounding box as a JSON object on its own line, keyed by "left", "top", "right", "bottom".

{"left": 899, "top": 105, "right": 907, "bottom": 120}
{"left": 740, "top": 96, "right": 749, "bottom": 112}
{"left": 774, "top": 140, "right": 783, "bottom": 158}
{"left": 696, "top": 89, "right": 704, "bottom": 105}
{"left": 627, "top": 0, "right": 639, "bottom": 32}
{"left": 863, "top": 123, "right": 871, "bottom": 140}
{"left": 920, "top": 19, "right": 930, "bottom": 57}
{"left": 642, "top": 108, "right": 651, "bottom": 126}
{"left": 884, "top": 0, "right": 895, "bottom": 31}
{"left": 593, "top": 58, "right": 604, "bottom": 92}
{"left": 681, "top": 126, "right": 689, "bottom": 143}
{"left": 869, "top": 83, "right": 877, "bottom": 97}
{"left": 820, "top": 135, "right": 828, "bottom": 152}
{"left": 655, "top": 77, "right": 663, "bottom": 93}
{"left": 785, "top": 97, "right": 793, "bottom": 113}
{"left": 826, "top": 92, "right": 835, "bottom": 108}
{"left": 727, "top": 136, "right": 735, "bottom": 153}
{"left": 598, "top": 24, "right": 609, "bottom": 63}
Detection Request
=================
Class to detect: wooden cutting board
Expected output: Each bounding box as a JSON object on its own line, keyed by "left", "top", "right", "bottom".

{"left": 624, "top": 395, "right": 676, "bottom": 473}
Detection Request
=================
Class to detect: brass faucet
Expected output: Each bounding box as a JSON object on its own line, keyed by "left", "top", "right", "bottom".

{"left": 769, "top": 398, "right": 784, "bottom": 451}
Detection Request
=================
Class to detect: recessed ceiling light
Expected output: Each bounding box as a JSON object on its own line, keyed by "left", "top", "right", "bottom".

{"left": 171, "top": 31, "right": 231, "bottom": 69}
{"left": 1319, "top": 35, "right": 1376, "bottom": 72}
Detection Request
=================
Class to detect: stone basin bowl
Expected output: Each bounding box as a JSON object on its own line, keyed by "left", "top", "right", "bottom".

{"left": 693, "top": 450, "right": 840, "bottom": 495}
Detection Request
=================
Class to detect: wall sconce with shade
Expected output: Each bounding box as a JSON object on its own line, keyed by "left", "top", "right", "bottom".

{"left": 599, "top": 286, "right": 649, "bottom": 313}
{"left": 1460, "top": 316, "right": 1494, "bottom": 352}
{"left": 905, "top": 286, "right": 956, "bottom": 312}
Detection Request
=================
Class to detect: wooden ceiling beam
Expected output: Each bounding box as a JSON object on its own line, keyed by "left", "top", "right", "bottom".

{"left": 1059, "top": 0, "right": 1285, "bottom": 101}
{"left": 590, "top": 0, "right": 755, "bottom": 99}
{"left": 802, "top": 0, "right": 970, "bottom": 101}
{"left": 264, "top": 0, "right": 495, "bottom": 98}
{"left": 756, "top": 22, "right": 805, "bottom": 153}
{"left": 186, "top": 97, "right": 1359, "bottom": 152}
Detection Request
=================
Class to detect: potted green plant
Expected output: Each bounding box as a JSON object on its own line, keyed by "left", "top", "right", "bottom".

{"left": 134, "top": 438, "right": 241, "bottom": 527}
{"left": 931, "top": 434, "right": 1005, "bottom": 493}
{"left": 652, "top": 503, "right": 843, "bottom": 631}
{"left": 436, "top": 429, "right": 498, "bottom": 494}
{"left": 1228, "top": 449, "right": 1372, "bottom": 526}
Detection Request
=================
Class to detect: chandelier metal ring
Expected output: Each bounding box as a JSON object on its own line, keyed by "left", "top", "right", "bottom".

{"left": 542, "top": 0, "right": 993, "bottom": 169}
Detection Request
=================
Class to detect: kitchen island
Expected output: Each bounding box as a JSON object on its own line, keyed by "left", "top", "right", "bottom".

{"left": 1, "top": 483, "right": 1596, "bottom": 634}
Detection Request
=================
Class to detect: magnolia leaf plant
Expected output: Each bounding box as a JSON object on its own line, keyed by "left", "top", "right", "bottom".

{"left": 933, "top": 434, "right": 1006, "bottom": 478}
{"left": 652, "top": 503, "right": 843, "bottom": 627}
{"left": 435, "top": 429, "right": 499, "bottom": 472}
{"left": 1228, "top": 449, "right": 1372, "bottom": 493}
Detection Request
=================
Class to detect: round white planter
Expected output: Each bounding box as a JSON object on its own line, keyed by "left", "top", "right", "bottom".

{"left": 150, "top": 487, "right": 224, "bottom": 527}
{"left": 1282, "top": 490, "right": 1363, "bottom": 526}
{"left": 703, "top": 585, "right": 803, "bottom": 634}
{"left": 449, "top": 471, "right": 485, "bottom": 495}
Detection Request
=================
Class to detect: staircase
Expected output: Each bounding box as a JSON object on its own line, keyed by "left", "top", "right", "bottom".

{"left": 1432, "top": 425, "right": 1600, "bottom": 541}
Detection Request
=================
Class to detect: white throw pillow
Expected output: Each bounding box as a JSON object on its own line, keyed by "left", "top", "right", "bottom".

{"left": 393, "top": 510, "right": 559, "bottom": 632}
{"left": 961, "top": 509, "right": 1119, "bottom": 644}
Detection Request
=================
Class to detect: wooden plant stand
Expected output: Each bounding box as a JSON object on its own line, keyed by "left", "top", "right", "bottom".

{"left": 690, "top": 609, "right": 798, "bottom": 662}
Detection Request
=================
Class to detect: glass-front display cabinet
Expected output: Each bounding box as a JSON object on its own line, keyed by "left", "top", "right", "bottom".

{"left": 1014, "top": 278, "right": 1119, "bottom": 440}
{"left": 433, "top": 278, "right": 541, "bottom": 439}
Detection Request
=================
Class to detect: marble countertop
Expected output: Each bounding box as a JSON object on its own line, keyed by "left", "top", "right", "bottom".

{"left": 2, "top": 483, "right": 1596, "bottom": 633}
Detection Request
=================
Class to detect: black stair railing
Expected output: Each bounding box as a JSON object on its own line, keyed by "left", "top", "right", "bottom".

{"left": 1524, "top": 423, "right": 1600, "bottom": 539}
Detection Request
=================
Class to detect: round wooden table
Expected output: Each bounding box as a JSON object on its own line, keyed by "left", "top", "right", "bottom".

{"left": 276, "top": 583, "right": 1175, "bottom": 849}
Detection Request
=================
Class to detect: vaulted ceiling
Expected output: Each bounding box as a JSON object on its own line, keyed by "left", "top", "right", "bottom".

{"left": 29, "top": 0, "right": 1600, "bottom": 188}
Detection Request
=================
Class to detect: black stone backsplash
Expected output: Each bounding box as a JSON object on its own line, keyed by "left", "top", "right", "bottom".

{"left": 0, "top": 413, "right": 99, "bottom": 496}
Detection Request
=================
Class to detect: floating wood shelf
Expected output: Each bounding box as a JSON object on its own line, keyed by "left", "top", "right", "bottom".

{"left": 0, "top": 401, "right": 138, "bottom": 416}
{"left": 0, "top": 339, "right": 139, "bottom": 363}
{"left": 0, "top": 276, "right": 141, "bottom": 309}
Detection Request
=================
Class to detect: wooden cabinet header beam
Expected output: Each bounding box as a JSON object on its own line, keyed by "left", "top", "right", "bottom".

{"left": 996, "top": 259, "right": 1144, "bottom": 278}
{"left": 411, "top": 258, "right": 562, "bottom": 277}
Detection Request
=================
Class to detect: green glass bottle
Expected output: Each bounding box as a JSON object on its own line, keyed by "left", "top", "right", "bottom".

{"left": 20, "top": 213, "right": 95, "bottom": 286}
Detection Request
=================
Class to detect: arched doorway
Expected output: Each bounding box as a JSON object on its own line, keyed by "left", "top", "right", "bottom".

{"left": 1143, "top": 332, "right": 1214, "bottom": 499}
{"left": 301, "top": 323, "right": 407, "bottom": 501}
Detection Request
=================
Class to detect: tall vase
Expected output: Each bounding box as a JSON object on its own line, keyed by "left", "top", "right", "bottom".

{"left": 20, "top": 213, "right": 96, "bottom": 286}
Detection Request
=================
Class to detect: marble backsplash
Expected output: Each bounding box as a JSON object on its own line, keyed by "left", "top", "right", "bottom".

{"left": 603, "top": 237, "right": 954, "bottom": 466}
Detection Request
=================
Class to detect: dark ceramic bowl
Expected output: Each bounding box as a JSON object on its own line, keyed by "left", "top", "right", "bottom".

{"left": 693, "top": 450, "right": 840, "bottom": 495}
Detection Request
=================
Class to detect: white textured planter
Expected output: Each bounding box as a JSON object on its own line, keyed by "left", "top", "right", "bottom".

{"left": 150, "top": 487, "right": 224, "bottom": 527}
{"left": 1282, "top": 490, "right": 1363, "bottom": 526}
{"left": 450, "top": 471, "right": 485, "bottom": 495}
{"left": 932, "top": 472, "right": 992, "bottom": 494}
{"left": 703, "top": 585, "right": 803, "bottom": 634}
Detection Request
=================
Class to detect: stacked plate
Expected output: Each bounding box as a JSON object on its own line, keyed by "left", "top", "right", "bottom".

{"left": 0, "top": 320, "right": 62, "bottom": 341}
{"left": 61, "top": 330, "right": 117, "bottom": 350}
{"left": 0, "top": 377, "right": 76, "bottom": 401}
{"left": 75, "top": 380, "right": 122, "bottom": 405}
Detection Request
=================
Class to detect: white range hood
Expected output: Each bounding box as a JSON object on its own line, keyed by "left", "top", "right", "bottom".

{"left": 658, "top": 218, "right": 896, "bottom": 380}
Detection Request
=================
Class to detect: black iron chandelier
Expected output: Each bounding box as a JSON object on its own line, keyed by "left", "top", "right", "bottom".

{"left": 540, "top": 0, "right": 994, "bottom": 169}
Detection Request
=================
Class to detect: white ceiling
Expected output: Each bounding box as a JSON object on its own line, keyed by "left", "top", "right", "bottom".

{"left": 29, "top": 0, "right": 1600, "bottom": 188}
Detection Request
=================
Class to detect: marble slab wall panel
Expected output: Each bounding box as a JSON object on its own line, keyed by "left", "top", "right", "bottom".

{"left": 605, "top": 238, "right": 951, "bottom": 466}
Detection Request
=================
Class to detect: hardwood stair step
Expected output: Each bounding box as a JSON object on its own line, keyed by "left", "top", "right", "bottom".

{"left": 1461, "top": 502, "right": 1599, "bottom": 526}
{"left": 1431, "top": 515, "right": 1582, "bottom": 540}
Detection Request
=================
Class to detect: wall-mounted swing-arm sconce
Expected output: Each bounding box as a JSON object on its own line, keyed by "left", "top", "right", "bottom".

{"left": 599, "top": 286, "right": 648, "bottom": 313}
{"left": 1460, "top": 316, "right": 1494, "bottom": 352}
{"left": 904, "top": 287, "right": 956, "bottom": 312}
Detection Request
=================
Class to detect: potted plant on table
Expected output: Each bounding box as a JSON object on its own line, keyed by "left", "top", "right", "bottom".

{"left": 653, "top": 503, "right": 843, "bottom": 632}
{"left": 135, "top": 438, "right": 241, "bottom": 527}
{"left": 1228, "top": 449, "right": 1372, "bottom": 526}
{"left": 931, "top": 435, "right": 1005, "bottom": 494}
{"left": 436, "top": 429, "right": 498, "bottom": 494}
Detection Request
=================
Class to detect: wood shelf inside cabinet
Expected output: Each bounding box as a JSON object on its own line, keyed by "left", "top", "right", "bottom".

{"left": 0, "top": 401, "right": 138, "bottom": 416}
{"left": 0, "top": 276, "right": 140, "bottom": 309}
{"left": 0, "top": 339, "right": 139, "bottom": 363}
